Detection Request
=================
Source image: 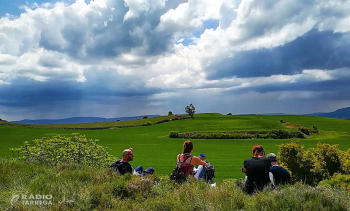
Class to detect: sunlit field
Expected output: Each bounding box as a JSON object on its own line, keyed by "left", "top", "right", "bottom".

{"left": 1, "top": 113, "right": 350, "bottom": 181}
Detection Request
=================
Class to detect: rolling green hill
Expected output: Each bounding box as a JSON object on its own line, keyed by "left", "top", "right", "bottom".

{"left": 1, "top": 113, "right": 350, "bottom": 181}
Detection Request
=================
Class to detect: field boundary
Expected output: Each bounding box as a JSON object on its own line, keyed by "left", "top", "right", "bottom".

{"left": 169, "top": 129, "right": 308, "bottom": 139}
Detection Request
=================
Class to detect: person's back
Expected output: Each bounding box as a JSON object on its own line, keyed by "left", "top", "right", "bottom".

{"left": 111, "top": 159, "right": 133, "bottom": 175}
{"left": 266, "top": 153, "right": 291, "bottom": 186}
{"left": 177, "top": 153, "right": 194, "bottom": 176}
{"left": 244, "top": 157, "right": 271, "bottom": 189}
{"left": 170, "top": 140, "right": 207, "bottom": 183}
{"left": 270, "top": 166, "right": 290, "bottom": 185}
{"left": 242, "top": 145, "right": 271, "bottom": 194}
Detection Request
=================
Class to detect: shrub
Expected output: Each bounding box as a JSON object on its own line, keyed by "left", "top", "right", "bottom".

{"left": 319, "top": 173, "right": 350, "bottom": 191}
{"left": 341, "top": 149, "right": 350, "bottom": 173}
{"left": 312, "top": 125, "right": 319, "bottom": 133}
{"left": 278, "top": 141, "right": 347, "bottom": 185}
{"left": 11, "top": 133, "right": 115, "bottom": 167}
{"left": 144, "top": 121, "right": 152, "bottom": 126}
{"left": 280, "top": 119, "right": 284, "bottom": 123}
{"left": 299, "top": 127, "right": 311, "bottom": 135}
{"left": 283, "top": 122, "right": 318, "bottom": 135}
{"left": 143, "top": 116, "right": 148, "bottom": 119}
{"left": 169, "top": 131, "right": 179, "bottom": 138}
{"left": 227, "top": 113, "right": 232, "bottom": 115}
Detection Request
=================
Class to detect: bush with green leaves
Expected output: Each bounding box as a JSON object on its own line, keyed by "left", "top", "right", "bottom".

{"left": 11, "top": 133, "right": 115, "bottom": 168}
{"left": 319, "top": 173, "right": 350, "bottom": 191}
{"left": 169, "top": 131, "right": 179, "bottom": 138}
{"left": 283, "top": 122, "right": 319, "bottom": 135}
{"left": 277, "top": 141, "right": 349, "bottom": 185}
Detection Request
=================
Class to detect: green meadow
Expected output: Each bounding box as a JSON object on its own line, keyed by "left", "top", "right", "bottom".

{"left": 1, "top": 113, "right": 350, "bottom": 181}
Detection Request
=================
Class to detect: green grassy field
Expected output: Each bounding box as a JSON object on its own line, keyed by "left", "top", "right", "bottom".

{"left": 1, "top": 113, "right": 350, "bottom": 181}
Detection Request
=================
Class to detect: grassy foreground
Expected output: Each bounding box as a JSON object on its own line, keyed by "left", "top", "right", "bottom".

{"left": 1, "top": 159, "right": 349, "bottom": 211}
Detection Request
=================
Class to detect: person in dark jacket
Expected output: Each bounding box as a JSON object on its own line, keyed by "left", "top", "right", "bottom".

{"left": 266, "top": 153, "right": 291, "bottom": 185}
{"left": 110, "top": 148, "right": 134, "bottom": 175}
{"left": 242, "top": 145, "right": 272, "bottom": 194}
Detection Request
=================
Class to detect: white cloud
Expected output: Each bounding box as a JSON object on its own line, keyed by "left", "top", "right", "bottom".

{"left": 123, "top": 0, "right": 166, "bottom": 20}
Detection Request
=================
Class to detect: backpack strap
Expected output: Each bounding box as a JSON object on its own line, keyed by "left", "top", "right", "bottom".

{"left": 178, "top": 154, "right": 191, "bottom": 168}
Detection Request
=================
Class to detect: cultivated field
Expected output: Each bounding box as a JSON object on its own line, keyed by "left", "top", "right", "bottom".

{"left": 1, "top": 113, "right": 350, "bottom": 181}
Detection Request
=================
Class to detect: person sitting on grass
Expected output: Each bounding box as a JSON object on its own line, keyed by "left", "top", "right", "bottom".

{"left": 241, "top": 145, "right": 272, "bottom": 194}
{"left": 266, "top": 153, "right": 291, "bottom": 186}
{"left": 194, "top": 153, "right": 207, "bottom": 179}
{"left": 176, "top": 141, "right": 207, "bottom": 179}
{"left": 199, "top": 153, "right": 206, "bottom": 161}
{"left": 110, "top": 148, "right": 134, "bottom": 175}
{"left": 194, "top": 153, "right": 216, "bottom": 184}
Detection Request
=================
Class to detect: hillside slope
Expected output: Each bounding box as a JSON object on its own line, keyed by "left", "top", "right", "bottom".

{"left": 307, "top": 107, "right": 350, "bottom": 118}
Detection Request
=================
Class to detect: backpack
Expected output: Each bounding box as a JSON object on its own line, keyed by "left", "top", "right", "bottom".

{"left": 170, "top": 155, "right": 193, "bottom": 184}
{"left": 203, "top": 161, "right": 215, "bottom": 184}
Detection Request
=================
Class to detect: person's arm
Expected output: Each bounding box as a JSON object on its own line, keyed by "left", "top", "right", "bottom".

{"left": 242, "top": 160, "right": 248, "bottom": 174}
{"left": 191, "top": 156, "right": 207, "bottom": 166}
{"left": 269, "top": 172, "right": 275, "bottom": 186}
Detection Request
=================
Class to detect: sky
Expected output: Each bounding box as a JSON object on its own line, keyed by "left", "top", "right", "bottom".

{"left": 1, "top": 0, "right": 350, "bottom": 121}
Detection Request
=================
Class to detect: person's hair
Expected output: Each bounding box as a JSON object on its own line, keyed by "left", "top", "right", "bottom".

{"left": 252, "top": 145, "right": 264, "bottom": 156}
{"left": 183, "top": 140, "right": 193, "bottom": 153}
{"left": 123, "top": 148, "right": 133, "bottom": 156}
{"left": 266, "top": 153, "right": 277, "bottom": 162}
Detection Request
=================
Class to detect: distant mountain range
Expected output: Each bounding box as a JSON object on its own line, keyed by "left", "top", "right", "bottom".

{"left": 12, "top": 115, "right": 160, "bottom": 124}
{"left": 241, "top": 107, "right": 350, "bottom": 119}
{"left": 306, "top": 107, "right": 350, "bottom": 119}
{"left": 9, "top": 107, "right": 350, "bottom": 124}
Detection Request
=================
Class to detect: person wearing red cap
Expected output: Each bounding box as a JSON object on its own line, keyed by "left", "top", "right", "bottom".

{"left": 110, "top": 147, "right": 134, "bottom": 175}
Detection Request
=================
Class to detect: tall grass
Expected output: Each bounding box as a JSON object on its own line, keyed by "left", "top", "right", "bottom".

{"left": 1, "top": 159, "right": 349, "bottom": 211}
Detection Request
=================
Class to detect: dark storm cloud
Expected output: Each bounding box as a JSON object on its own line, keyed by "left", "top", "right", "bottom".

{"left": 0, "top": 73, "right": 161, "bottom": 108}
{"left": 219, "top": 76, "right": 350, "bottom": 101}
{"left": 0, "top": 78, "right": 83, "bottom": 107}
{"left": 206, "top": 29, "right": 350, "bottom": 79}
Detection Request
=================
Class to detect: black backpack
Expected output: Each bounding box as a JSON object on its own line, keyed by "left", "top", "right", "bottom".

{"left": 170, "top": 155, "right": 192, "bottom": 184}
{"left": 203, "top": 161, "right": 215, "bottom": 183}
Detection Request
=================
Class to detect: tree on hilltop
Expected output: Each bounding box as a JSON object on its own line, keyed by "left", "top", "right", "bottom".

{"left": 185, "top": 104, "right": 196, "bottom": 118}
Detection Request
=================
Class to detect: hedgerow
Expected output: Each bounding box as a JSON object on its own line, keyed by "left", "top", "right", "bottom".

{"left": 169, "top": 130, "right": 305, "bottom": 139}
{"left": 282, "top": 122, "right": 319, "bottom": 135}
